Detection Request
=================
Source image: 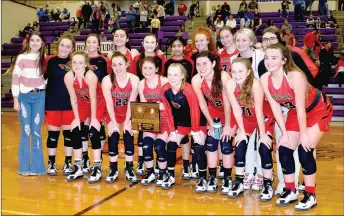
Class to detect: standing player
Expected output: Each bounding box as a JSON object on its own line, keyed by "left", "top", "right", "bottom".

{"left": 44, "top": 35, "right": 75, "bottom": 176}
{"left": 64, "top": 51, "right": 106, "bottom": 183}
{"left": 160, "top": 63, "right": 206, "bottom": 189}
{"left": 225, "top": 58, "right": 275, "bottom": 200}
{"left": 191, "top": 51, "right": 232, "bottom": 193}
{"left": 102, "top": 51, "right": 140, "bottom": 183}
{"left": 83, "top": 34, "right": 111, "bottom": 173}
{"left": 138, "top": 56, "right": 175, "bottom": 186}
{"left": 260, "top": 43, "right": 333, "bottom": 210}
{"left": 218, "top": 26, "right": 239, "bottom": 74}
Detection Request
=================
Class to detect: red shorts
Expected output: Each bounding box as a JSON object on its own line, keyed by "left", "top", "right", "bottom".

{"left": 177, "top": 126, "right": 191, "bottom": 136}
{"left": 242, "top": 117, "right": 275, "bottom": 135}
{"left": 286, "top": 94, "right": 333, "bottom": 132}
{"left": 78, "top": 99, "right": 106, "bottom": 123}
{"left": 105, "top": 112, "right": 126, "bottom": 125}
{"left": 209, "top": 106, "right": 225, "bottom": 124}
{"left": 45, "top": 110, "right": 74, "bottom": 127}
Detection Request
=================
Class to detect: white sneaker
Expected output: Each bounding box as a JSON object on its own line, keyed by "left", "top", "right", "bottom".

{"left": 217, "top": 165, "right": 224, "bottom": 179}
{"left": 243, "top": 173, "right": 254, "bottom": 190}
{"left": 88, "top": 166, "right": 102, "bottom": 184}
{"left": 181, "top": 166, "right": 191, "bottom": 180}
{"left": 136, "top": 161, "right": 145, "bottom": 176}
{"left": 195, "top": 178, "right": 207, "bottom": 193}
{"left": 259, "top": 184, "right": 273, "bottom": 202}
{"left": 251, "top": 174, "right": 263, "bottom": 191}
{"left": 228, "top": 180, "right": 244, "bottom": 198}
{"left": 156, "top": 173, "right": 168, "bottom": 187}
{"left": 190, "top": 164, "right": 199, "bottom": 179}
{"left": 221, "top": 177, "right": 233, "bottom": 195}
{"left": 141, "top": 172, "right": 156, "bottom": 186}
{"left": 125, "top": 167, "right": 138, "bottom": 183}
{"left": 47, "top": 162, "right": 57, "bottom": 176}
{"left": 161, "top": 175, "right": 176, "bottom": 190}
{"left": 275, "top": 182, "right": 285, "bottom": 196}
{"left": 105, "top": 166, "right": 118, "bottom": 183}
{"left": 66, "top": 164, "right": 83, "bottom": 182}
{"left": 63, "top": 163, "right": 73, "bottom": 176}
{"left": 294, "top": 192, "right": 317, "bottom": 211}
{"left": 276, "top": 188, "right": 298, "bottom": 206}
{"left": 298, "top": 181, "right": 305, "bottom": 192}
{"left": 206, "top": 176, "right": 218, "bottom": 193}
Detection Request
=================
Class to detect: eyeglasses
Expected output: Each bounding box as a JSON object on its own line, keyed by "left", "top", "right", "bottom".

{"left": 262, "top": 37, "right": 278, "bottom": 43}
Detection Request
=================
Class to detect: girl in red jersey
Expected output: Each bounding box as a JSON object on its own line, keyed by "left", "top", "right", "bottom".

{"left": 218, "top": 26, "right": 239, "bottom": 74}
{"left": 64, "top": 51, "right": 106, "bottom": 183}
{"left": 260, "top": 43, "right": 333, "bottom": 211}
{"left": 138, "top": 56, "right": 175, "bottom": 186}
{"left": 102, "top": 51, "right": 140, "bottom": 183}
{"left": 44, "top": 35, "right": 75, "bottom": 176}
{"left": 81, "top": 34, "right": 111, "bottom": 173}
{"left": 225, "top": 58, "right": 275, "bottom": 200}
{"left": 130, "top": 34, "right": 166, "bottom": 80}
{"left": 160, "top": 63, "right": 206, "bottom": 189}
{"left": 191, "top": 51, "right": 232, "bottom": 193}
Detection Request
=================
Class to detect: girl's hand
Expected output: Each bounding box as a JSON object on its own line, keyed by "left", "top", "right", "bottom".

{"left": 108, "top": 120, "right": 120, "bottom": 136}
{"left": 259, "top": 133, "right": 272, "bottom": 149}
{"left": 235, "top": 130, "right": 248, "bottom": 147}
{"left": 123, "top": 120, "right": 133, "bottom": 136}
{"left": 278, "top": 133, "right": 290, "bottom": 149}
{"left": 89, "top": 118, "right": 101, "bottom": 131}
{"left": 13, "top": 99, "right": 20, "bottom": 112}
{"left": 221, "top": 125, "right": 231, "bottom": 142}
{"left": 71, "top": 118, "right": 81, "bottom": 131}
{"left": 300, "top": 133, "right": 313, "bottom": 152}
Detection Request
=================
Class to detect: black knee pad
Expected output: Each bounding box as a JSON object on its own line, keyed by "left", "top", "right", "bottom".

{"left": 220, "top": 138, "right": 233, "bottom": 155}
{"left": 81, "top": 123, "right": 89, "bottom": 142}
{"left": 167, "top": 141, "right": 178, "bottom": 153}
{"left": 235, "top": 139, "right": 248, "bottom": 167}
{"left": 143, "top": 137, "right": 154, "bottom": 162}
{"left": 71, "top": 127, "right": 82, "bottom": 150}
{"left": 193, "top": 143, "right": 207, "bottom": 170}
{"left": 89, "top": 126, "right": 101, "bottom": 150}
{"left": 259, "top": 143, "right": 273, "bottom": 170}
{"left": 180, "top": 135, "right": 189, "bottom": 145}
{"left": 47, "top": 131, "right": 60, "bottom": 148}
{"left": 100, "top": 124, "right": 106, "bottom": 141}
{"left": 278, "top": 145, "right": 295, "bottom": 175}
{"left": 108, "top": 132, "right": 119, "bottom": 157}
{"left": 298, "top": 147, "right": 316, "bottom": 175}
{"left": 206, "top": 136, "right": 219, "bottom": 152}
{"left": 137, "top": 131, "right": 143, "bottom": 148}
{"left": 123, "top": 131, "right": 134, "bottom": 156}
{"left": 63, "top": 130, "right": 73, "bottom": 148}
{"left": 154, "top": 139, "right": 167, "bottom": 163}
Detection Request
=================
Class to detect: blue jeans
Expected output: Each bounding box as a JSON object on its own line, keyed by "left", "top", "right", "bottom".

{"left": 319, "top": 2, "right": 328, "bottom": 15}
{"left": 17, "top": 90, "right": 46, "bottom": 175}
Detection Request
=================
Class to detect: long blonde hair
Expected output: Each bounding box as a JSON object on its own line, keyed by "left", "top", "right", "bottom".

{"left": 167, "top": 63, "right": 187, "bottom": 85}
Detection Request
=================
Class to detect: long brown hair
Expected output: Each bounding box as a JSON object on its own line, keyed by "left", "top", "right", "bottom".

{"left": 137, "top": 34, "right": 159, "bottom": 80}
{"left": 85, "top": 33, "right": 101, "bottom": 55}
{"left": 55, "top": 35, "right": 76, "bottom": 56}
{"left": 196, "top": 51, "right": 222, "bottom": 98}
{"left": 110, "top": 51, "right": 128, "bottom": 85}
{"left": 10, "top": 32, "right": 46, "bottom": 76}
{"left": 232, "top": 58, "right": 254, "bottom": 107}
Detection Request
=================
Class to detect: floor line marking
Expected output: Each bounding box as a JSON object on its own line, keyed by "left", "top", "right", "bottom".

{"left": 2, "top": 210, "right": 40, "bottom": 215}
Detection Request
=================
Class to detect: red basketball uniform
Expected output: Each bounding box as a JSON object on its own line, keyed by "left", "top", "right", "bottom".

{"left": 218, "top": 49, "right": 239, "bottom": 73}
{"left": 200, "top": 77, "right": 225, "bottom": 124}
{"left": 130, "top": 52, "right": 166, "bottom": 77}
{"left": 73, "top": 73, "right": 106, "bottom": 122}
{"left": 232, "top": 84, "right": 275, "bottom": 135}
{"left": 105, "top": 76, "right": 133, "bottom": 124}
{"left": 268, "top": 74, "right": 333, "bottom": 132}
{"left": 124, "top": 49, "right": 135, "bottom": 74}
{"left": 143, "top": 76, "right": 175, "bottom": 134}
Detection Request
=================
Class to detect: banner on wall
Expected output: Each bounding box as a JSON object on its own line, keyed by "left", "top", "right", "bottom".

{"left": 75, "top": 42, "right": 115, "bottom": 54}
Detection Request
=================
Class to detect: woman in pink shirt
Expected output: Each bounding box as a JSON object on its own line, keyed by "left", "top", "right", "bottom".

{"left": 11, "top": 32, "right": 47, "bottom": 176}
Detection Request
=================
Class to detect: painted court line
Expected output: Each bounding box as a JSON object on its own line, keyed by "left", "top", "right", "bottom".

{"left": 2, "top": 210, "right": 40, "bottom": 215}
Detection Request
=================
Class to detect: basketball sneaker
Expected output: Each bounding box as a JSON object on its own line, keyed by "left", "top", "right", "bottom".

{"left": 136, "top": 161, "right": 145, "bottom": 176}
{"left": 181, "top": 166, "right": 191, "bottom": 180}
{"left": 195, "top": 178, "right": 207, "bottom": 193}
{"left": 82, "top": 158, "right": 92, "bottom": 174}
{"left": 221, "top": 177, "right": 233, "bottom": 195}
{"left": 161, "top": 175, "right": 176, "bottom": 190}
{"left": 251, "top": 174, "right": 263, "bottom": 191}
{"left": 275, "top": 182, "right": 285, "bottom": 196}
{"left": 259, "top": 183, "right": 273, "bottom": 202}
{"left": 105, "top": 165, "right": 118, "bottom": 183}
{"left": 141, "top": 172, "right": 156, "bottom": 186}
{"left": 298, "top": 181, "right": 305, "bottom": 192}
{"left": 190, "top": 164, "right": 199, "bottom": 179}
{"left": 88, "top": 166, "right": 102, "bottom": 184}
{"left": 243, "top": 173, "right": 254, "bottom": 190}
{"left": 228, "top": 180, "right": 244, "bottom": 198}
{"left": 63, "top": 162, "right": 73, "bottom": 176}
{"left": 206, "top": 176, "right": 218, "bottom": 193}
{"left": 66, "top": 163, "right": 83, "bottom": 182}
{"left": 276, "top": 188, "right": 298, "bottom": 206}
{"left": 47, "top": 161, "right": 57, "bottom": 176}
{"left": 294, "top": 192, "right": 317, "bottom": 211}
{"left": 125, "top": 166, "right": 138, "bottom": 183}
{"left": 156, "top": 173, "right": 168, "bottom": 187}
{"left": 217, "top": 165, "right": 224, "bottom": 179}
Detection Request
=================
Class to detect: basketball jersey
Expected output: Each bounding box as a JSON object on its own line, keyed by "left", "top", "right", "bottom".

{"left": 73, "top": 72, "right": 104, "bottom": 107}
{"left": 218, "top": 49, "right": 239, "bottom": 73}
{"left": 268, "top": 73, "right": 317, "bottom": 109}
{"left": 200, "top": 77, "right": 224, "bottom": 112}
{"left": 89, "top": 55, "right": 111, "bottom": 83}
{"left": 111, "top": 75, "right": 132, "bottom": 122}
{"left": 44, "top": 55, "right": 72, "bottom": 111}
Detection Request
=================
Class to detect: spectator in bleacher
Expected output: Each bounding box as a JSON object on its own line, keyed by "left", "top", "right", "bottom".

{"left": 178, "top": 0, "right": 187, "bottom": 16}
{"left": 282, "top": 19, "right": 292, "bottom": 30}
{"left": 92, "top": 4, "right": 101, "bottom": 33}
{"left": 23, "top": 23, "right": 32, "bottom": 35}
{"left": 293, "top": 0, "right": 305, "bottom": 21}
{"left": 82, "top": 1, "right": 93, "bottom": 30}
{"left": 32, "top": 21, "right": 39, "bottom": 32}
{"left": 60, "top": 7, "right": 70, "bottom": 20}
{"left": 112, "top": 4, "right": 121, "bottom": 30}
{"left": 314, "top": 16, "right": 324, "bottom": 29}
{"left": 280, "top": 0, "right": 291, "bottom": 17}
{"left": 304, "top": 0, "right": 313, "bottom": 16}
{"left": 318, "top": 41, "right": 336, "bottom": 88}
{"left": 11, "top": 32, "right": 47, "bottom": 176}
{"left": 335, "top": 50, "right": 344, "bottom": 87}
{"left": 238, "top": 0, "right": 248, "bottom": 18}
{"left": 165, "top": 0, "right": 175, "bottom": 16}
{"left": 140, "top": 1, "right": 149, "bottom": 28}
{"left": 44, "top": 4, "right": 49, "bottom": 15}
{"left": 319, "top": 0, "right": 329, "bottom": 15}
{"left": 221, "top": 2, "right": 231, "bottom": 22}
{"left": 251, "top": 14, "right": 262, "bottom": 33}
{"left": 150, "top": 12, "right": 161, "bottom": 35}
{"left": 314, "top": 31, "right": 322, "bottom": 58}
{"left": 156, "top": 1, "right": 165, "bottom": 24}
{"left": 306, "top": 14, "right": 315, "bottom": 28}
{"left": 226, "top": 14, "right": 236, "bottom": 28}
{"left": 267, "top": 19, "right": 274, "bottom": 27}
{"left": 90, "top": 0, "right": 96, "bottom": 11}
{"left": 99, "top": 2, "right": 107, "bottom": 29}
{"left": 327, "top": 14, "right": 338, "bottom": 28}
{"left": 188, "top": 2, "right": 197, "bottom": 28}
{"left": 54, "top": 7, "right": 62, "bottom": 22}
{"left": 339, "top": 0, "right": 344, "bottom": 11}
{"left": 304, "top": 29, "right": 323, "bottom": 61}
{"left": 108, "top": 16, "right": 115, "bottom": 33}
{"left": 48, "top": 9, "right": 54, "bottom": 21}
{"left": 242, "top": 8, "right": 254, "bottom": 28}
{"left": 127, "top": 5, "right": 137, "bottom": 33}
{"left": 37, "top": 7, "right": 45, "bottom": 22}
{"left": 283, "top": 28, "right": 296, "bottom": 46}
{"left": 76, "top": 4, "right": 83, "bottom": 30}
{"left": 214, "top": 5, "right": 222, "bottom": 22}
{"left": 99, "top": 32, "right": 107, "bottom": 42}
{"left": 214, "top": 16, "right": 224, "bottom": 31}
{"left": 248, "top": 0, "right": 258, "bottom": 11}
{"left": 208, "top": 6, "right": 216, "bottom": 25}
{"left": 21, "top": 33, "right": 30, "bottom": 48}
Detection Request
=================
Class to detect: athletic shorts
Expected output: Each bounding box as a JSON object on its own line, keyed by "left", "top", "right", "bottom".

{"left": 177, "top": 126, "right": 191, "bottom": 136}
{"left": 45, "top": 110, "right": 74, "bottom": 127}
{"left": 105, "top": 111, "right": 126, "bottom": 125}
{"left": 78, "top": 99, "right": 106, "bottom": 123}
